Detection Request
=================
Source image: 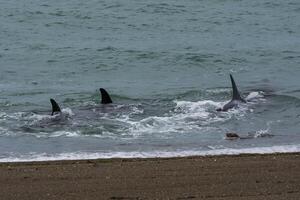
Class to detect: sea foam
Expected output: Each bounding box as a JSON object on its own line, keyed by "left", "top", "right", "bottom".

{"left": 1, "top": 144, "right": 299, "bottom": 163}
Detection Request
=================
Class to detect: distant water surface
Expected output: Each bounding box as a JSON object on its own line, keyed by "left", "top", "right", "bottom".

{"left": 0, "top": 0, "right": 300, "bottom": 162}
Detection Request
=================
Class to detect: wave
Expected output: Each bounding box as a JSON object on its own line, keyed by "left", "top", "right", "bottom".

{"left": 0, "top": 91, "right": 265, "bottom": 138}
{"left": 123, "top": 92, "right": 264, "bottom": 137}
{"left": 1, "top": 144, "right": 300, "bottom": 163}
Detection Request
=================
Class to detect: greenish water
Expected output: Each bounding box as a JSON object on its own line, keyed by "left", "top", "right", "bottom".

{"left": 0, "top": 0, "right": 300, "bottom": 161}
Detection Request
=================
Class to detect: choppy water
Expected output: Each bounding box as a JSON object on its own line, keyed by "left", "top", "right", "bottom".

{"left": 1, "top": 0, "right": 300, "bottom": 162}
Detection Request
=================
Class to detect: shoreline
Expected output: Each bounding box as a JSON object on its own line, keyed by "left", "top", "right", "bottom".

{"left": 1, "top": 152, "right": 300, "bottom": 199}
{"left": 2, "top": 143, "right": 300, "bottom": 163}
{"left": 1, "top": 151, "right": 300, "bottom": 165}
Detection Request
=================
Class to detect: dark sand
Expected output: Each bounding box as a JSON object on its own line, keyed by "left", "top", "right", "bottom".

{"left": 1, "top": 153, "right": 300, "bottom": 200}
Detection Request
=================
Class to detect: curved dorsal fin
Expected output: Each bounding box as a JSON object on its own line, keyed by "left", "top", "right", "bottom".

{"left": 50, "top": 98, "right": 61, "bottom": 115}
{"left": 100, "top": 88, "right": 113, "bottom": 104}
{"left": 230, "top": 74, "right": 245, "bottom": 102}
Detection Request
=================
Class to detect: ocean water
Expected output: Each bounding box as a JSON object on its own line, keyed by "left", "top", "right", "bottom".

{"left": 0, "top": 0, "right": 300, "bottom": 162}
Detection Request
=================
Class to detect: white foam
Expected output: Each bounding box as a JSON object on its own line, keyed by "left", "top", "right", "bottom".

{"left": 1, "top": 144, "right": 300, "bottom": 163}
{"left": 0, "top": 112, "right": 26, "bottom": 120}
{"left": 174, "top": 100, "right": 221, "bottom": 113}
{"left": 43, "top": 130, "right": 82, "bottom": 138}
{"left": 111, "top": 99, "right": 254, "bottom": 138}
{"left": 3, "top": 108, "right": 74, "bottom": 122}
{"left": 61, "top": 108, "right": 75, "bottom": 116}
{"left": 245, "top": 91, "right": 265, "bottom": 101}
{"left": 0, "top": 127, "right": 10, "bottom": 136}
{"left": 0, "top": 95, "right": 265, "bottom": 139}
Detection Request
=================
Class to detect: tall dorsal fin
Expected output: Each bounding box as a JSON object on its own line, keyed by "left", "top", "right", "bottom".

{"left": 50, "top": 98, "right": 61, "bottom": 115}
{"left": 230, "top": 74, "right": 245, "bottom": 102}
{"left": 100, "top": 88, "right": 113, "bottom": 104}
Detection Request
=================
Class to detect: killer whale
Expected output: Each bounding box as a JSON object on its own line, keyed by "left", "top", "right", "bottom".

{"left": 50, "top": 98, "right": 61, "bottom": 115}
{"left": 99, "top": 88, "right": 113, "bottom": 104}
{"left": 217, "top": 74, "right": 246, "bottom": 111}
{"left": 49, "top": 88, "right": 113, "bottom": 115}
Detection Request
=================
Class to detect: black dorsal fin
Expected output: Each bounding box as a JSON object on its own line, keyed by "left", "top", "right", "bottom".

{"left": 50, "top": 98, "right": 61, "bottom": 115}
{"left": 100, "top": 88, "right": 113, "bottom": 104}
{"left": 230, "top": 74, "right": 245, "bottom": 102}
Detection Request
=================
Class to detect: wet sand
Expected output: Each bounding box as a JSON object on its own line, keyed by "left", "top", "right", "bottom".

{"left": 0, "top": 153, "right": 300, "bottom": 200}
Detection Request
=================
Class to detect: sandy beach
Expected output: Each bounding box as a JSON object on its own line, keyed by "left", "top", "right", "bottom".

{"left": 0, "top": 153, "right": 299, "bottom": 200}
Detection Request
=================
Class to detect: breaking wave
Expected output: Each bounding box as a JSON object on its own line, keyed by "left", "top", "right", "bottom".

{"left": 0, "top": 91, "right": 265, "bottom": 138}
{"left": 1, "top": 144, "right": 299, "bottom": 163}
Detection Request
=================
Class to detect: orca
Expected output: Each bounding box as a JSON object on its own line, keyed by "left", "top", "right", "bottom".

{"left": 50, "top": 98, "right": 61, "bottom": 115}
{"left": 217, "top": 74, "right": 246, "bottom": 111}
{"left": 49, "top": 88, "right": 112, "bottom": 116}
{"left": 100, "top": 88, "right": 113, "bottom": 104}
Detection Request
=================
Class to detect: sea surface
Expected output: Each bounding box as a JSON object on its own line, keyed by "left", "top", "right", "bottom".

{"left": 0, "top": 0, "right": 300, "bottom": 162}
